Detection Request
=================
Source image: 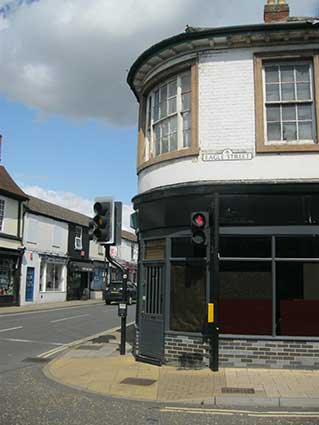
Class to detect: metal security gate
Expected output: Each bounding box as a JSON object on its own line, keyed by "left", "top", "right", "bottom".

{"left": 139, "top": 264, "right": 164, "bottom": 362}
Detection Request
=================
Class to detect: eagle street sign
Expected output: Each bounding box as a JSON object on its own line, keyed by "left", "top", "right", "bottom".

{"left": 202, "top": 149, "right": 253, "bottom": 162}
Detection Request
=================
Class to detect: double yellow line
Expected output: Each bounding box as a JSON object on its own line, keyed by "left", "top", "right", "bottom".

{"left": 161, "top": 406, "right": 319, "bottom": 418}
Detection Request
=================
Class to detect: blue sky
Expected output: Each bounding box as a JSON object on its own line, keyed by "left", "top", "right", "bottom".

{"left": 0, "top": 0, "right": 317, "bottom": 216}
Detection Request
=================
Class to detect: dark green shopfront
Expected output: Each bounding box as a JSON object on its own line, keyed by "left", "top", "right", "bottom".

{"left": 133, "top": 182, "right": 319, "bottom": 369}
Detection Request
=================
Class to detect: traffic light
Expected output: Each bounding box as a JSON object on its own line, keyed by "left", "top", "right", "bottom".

{"left": 92, "top": 199, "right": 114, "bottom": 243}
{"left": 191, "top": 211, "right": 209, "bottom": 246}
{"left": 89, "top": 198, "right": 123, "bottom": 246}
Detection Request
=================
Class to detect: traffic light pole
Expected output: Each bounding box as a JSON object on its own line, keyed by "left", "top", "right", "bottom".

{"left": 209, "top": 193, "right": 220, "bottom": 372}
{"left": 104, "top": 245, "right": 128, "bottom": 355}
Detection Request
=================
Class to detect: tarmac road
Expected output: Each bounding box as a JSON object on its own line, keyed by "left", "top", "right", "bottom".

{"left": 0, "top": 302, "right": 135, "bottom": 372}
{"left": 0, "top": 303, "right": 318, "bottom": 425}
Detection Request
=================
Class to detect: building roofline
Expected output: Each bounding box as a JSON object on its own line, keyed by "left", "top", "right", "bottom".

{"left": 127, "top": 20, "right": 318, "bottom": 98}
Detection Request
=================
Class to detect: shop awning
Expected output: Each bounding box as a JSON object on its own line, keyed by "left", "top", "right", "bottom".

{"left": 69, "top": 261, "right": 95, "bottom": 272}
{"left": 0, "top": 248, "right": 22, "bottom": 257}
{"left": 40, "top": 255, "right": 68, "bottom": 265}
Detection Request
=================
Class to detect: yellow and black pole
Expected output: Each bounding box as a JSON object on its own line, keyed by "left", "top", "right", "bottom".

{"left": 209, "top": 193, "right": 220, "bottom": 372}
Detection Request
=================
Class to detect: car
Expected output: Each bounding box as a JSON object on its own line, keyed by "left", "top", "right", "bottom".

{"left": 104, "top": 281, "right": 137, "bottom": 305}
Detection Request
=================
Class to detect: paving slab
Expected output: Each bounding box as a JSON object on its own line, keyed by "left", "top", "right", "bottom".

{"left": 44, "top": 329, "right": 319, "bottom": 408}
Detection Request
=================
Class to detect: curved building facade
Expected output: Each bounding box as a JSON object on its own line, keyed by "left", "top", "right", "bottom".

{"left": 128, "top": 1, "right": 319, "bottom": 369}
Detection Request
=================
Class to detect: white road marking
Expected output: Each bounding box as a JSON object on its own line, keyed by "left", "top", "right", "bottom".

{"left": 161, "top": 407, "right": 319, "bottom": 418}
{"left": 0, "top": 338, "right": 64, "bottom": 346}
{"left": 38, "top": 321, "right": 135, "bottom": 359}
{"left": 0, "top": 326, "right": 23, "bottom": 333}
{"left": 50, "top": 314, "right": 89, "bottom": 323}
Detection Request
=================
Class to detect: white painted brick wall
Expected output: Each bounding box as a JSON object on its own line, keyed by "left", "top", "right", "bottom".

{"left": 138, "top": 44, "right": 319, "bottom": 194}
{"left": 199, "top": 49, "right": 255, "bottom": 153}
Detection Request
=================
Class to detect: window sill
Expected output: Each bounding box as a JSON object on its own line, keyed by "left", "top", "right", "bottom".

{"left": 138, "top": 147, "right": 199, "bottom": 173}
{"left": 257, "top": 143, "right": 319, "bottom": 153}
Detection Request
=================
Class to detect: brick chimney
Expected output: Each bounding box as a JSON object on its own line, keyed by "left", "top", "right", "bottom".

{"left": 264, "top": 0, "right": 290, "bottom": 24}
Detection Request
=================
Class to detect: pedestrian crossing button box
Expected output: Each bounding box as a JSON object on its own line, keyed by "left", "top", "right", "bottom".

{"left": 118, "top": 303, "right": 127, "bottom": 317}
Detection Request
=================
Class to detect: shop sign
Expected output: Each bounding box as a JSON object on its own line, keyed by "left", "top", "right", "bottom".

{"left": 202, "top": 149, "right": 253, "bottom": 162}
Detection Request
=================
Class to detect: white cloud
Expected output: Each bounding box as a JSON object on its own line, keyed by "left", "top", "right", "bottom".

{"left": 23, "top": 185, "right": 134, "bottom": 231}
{"left": 0, "top": 0, "right": 317, "bottom": 126}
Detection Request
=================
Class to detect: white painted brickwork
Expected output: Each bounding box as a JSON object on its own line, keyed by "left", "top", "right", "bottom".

{"left": 138, "top": 45, "right": 319, "bottom": 194}
{"left": 199, "top": 49, "right": 255, "bottom": 153}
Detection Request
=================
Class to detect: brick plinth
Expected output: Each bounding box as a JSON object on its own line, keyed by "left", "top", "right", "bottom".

{"left": 164, "top": 333, "right": 319, "bottom": 370}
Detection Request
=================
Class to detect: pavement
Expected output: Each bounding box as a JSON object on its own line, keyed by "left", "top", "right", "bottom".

{"left": 45, "top": 327, "right": 319, "bottom": 409}
{"left": 0, "top": 299, "right": 104, "bottom": 315}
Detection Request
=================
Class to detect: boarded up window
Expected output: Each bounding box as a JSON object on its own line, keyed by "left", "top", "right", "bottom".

{"left": 144, "top": 239, "right": 165, "bottom": 261}
{"left": 170, "top": 261, "right": 206, "bottom": 332}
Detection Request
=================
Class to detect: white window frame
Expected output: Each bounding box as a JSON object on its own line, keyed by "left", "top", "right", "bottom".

{"left": 145, "top": 71, "right": 192, "bottom": 160}
{"left": 0, "top": 198, "right": 5, "bottom": 233}
{"left": 75, "top": 226, "right": 83, "bottom": 250}
{"left": 262, "top": 60, "right": 316, "bottom": 145}
{"left": 98, "top": 244, "right": 104, "bottom": 256}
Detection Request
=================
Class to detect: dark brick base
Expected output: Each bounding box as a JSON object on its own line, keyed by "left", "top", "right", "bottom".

{"left": 164, "top": 333, "right": 319, "bottom": 370}
{"left": 220, "top": 338, "right": 319, "bottom": 369}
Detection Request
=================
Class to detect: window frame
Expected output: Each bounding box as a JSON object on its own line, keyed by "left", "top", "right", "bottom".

{"left": 254, "top": 50, "right": 319, "bottom": 153}
{"left": 74, "top": 226, "right": 83, "bottom": 250}
{"left": 0, "top": 198, "right": 5, "bottom": 233}
{"left": 137, "top": 62, "right": 199, "bottom": 172}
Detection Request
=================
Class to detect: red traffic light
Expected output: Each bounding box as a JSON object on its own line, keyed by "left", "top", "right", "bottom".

{"left": 193, "top": 213, "right": 206, "bottom": 228}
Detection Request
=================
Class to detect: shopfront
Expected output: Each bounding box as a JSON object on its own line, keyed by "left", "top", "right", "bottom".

{"left": 37, "top": 255, "right": 68, "bottom": 304}
{"left": 0, "top": 248, "right": 22, "bottom": 306}
{"left": 134, "top": 183, "right": 319, "bottom": 369}
{"left": 67, "top": 261, "right": 94, "bottom": 300}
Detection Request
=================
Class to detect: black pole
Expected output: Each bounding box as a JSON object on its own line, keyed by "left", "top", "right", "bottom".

{"left": 209, "top": 193, "right": 220, "bottom": 372}
{"left": 105, "top": 245, "right": 127, "bottom": 355}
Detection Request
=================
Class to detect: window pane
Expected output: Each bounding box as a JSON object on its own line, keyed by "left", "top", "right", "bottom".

{"left": 266, "top": 84, "right": 280, "bottom": 101}
{"left": 267, "top": 123, "right": 281, "bottom": 141}
{"left": 283, "top": 122, "right": 297, "bottom": 141}
{"left": 220, "top": 261, "right": 272, "bottom": 335}
{"left": 277, "top": 262, "right": 319, "bottom": 337}
{"left": 170, "top": 132, "right": 178, "bottom": 151}
{"left": 162, "top": 136, "right": 168, "bottom": 154}
{"left": 265, "top": 66, "right": 279, "bottom": 83}
{"left": 181, "top": 73, "right": 191, "bottom": 92}
{"left": 276, "top": 236, "right": 319, "bottom": 258}
{"left": 280, "top": 65, "right": 294, "bottom": 83}
{"left": 266, "top": 105, "right": 280, "bottom": 122}
{"left": 168, "top": 97, "right": 177, "bottom": 114}
{"left": 160, "top": 101, "right": 167, "bottom": 119}
{"left": 153, "top": 104, "right": 159, "bottom": 121}
{"left": 299, "top": 122, "right": 313, "bottom": 140}
{"left": 170, "top": 262, "right": 206, "bottom": 332}
{"left": 154, "top": 89, "right": 160, "bottom": 106}
{"left": 183, "top": 130, "right": 192, "bottom": 148}
{"left": 282, "top": 104, "right": 296, "bottom": 121}
{"left": 298, "top": 104, "right": 312, "bottom": 121}
{"left": 297, "top": 82, "right": 311, "bottom": 100}
{"left": 168, "top": 79, "right": 177, "bottom": 97}
{"left": 155, "top": 125, "right": 161, "bottom": 156}
{"left": 281, "top": 83, "right": 295, "bottom": 101}
{"left": 171, "top": 237, "right": 206, "bottom": 258}
{"left": 183, "top": 111, "right": 191, "bottom": 130}
{"left": 220, "top": 237, "right": 272, "bottom": 258}
{"left": 296, "top": 65, "right": 310, "bottom": 82}
{"left": 144, "top": 239, "right": 165, "bottom": 260}
{"left": 162, "top": 120, "right": 168, "bottom": 136}
{"left": 182, "top": 93, "right": 191, "bottom": 111}
{"left": 160, "top": 85, "right": 167, "bottom": 101}
{"left": 169, "top": 115, "right": 177, "bottom": 134}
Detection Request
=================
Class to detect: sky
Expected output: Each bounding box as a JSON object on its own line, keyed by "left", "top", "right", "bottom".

{"left": 0, "top": 0, "right": 318, "bottom": 220}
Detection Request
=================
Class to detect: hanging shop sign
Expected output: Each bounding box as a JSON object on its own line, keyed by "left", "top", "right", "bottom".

{"left": 202, "top": 149, "right": 253, "bottom": 162}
